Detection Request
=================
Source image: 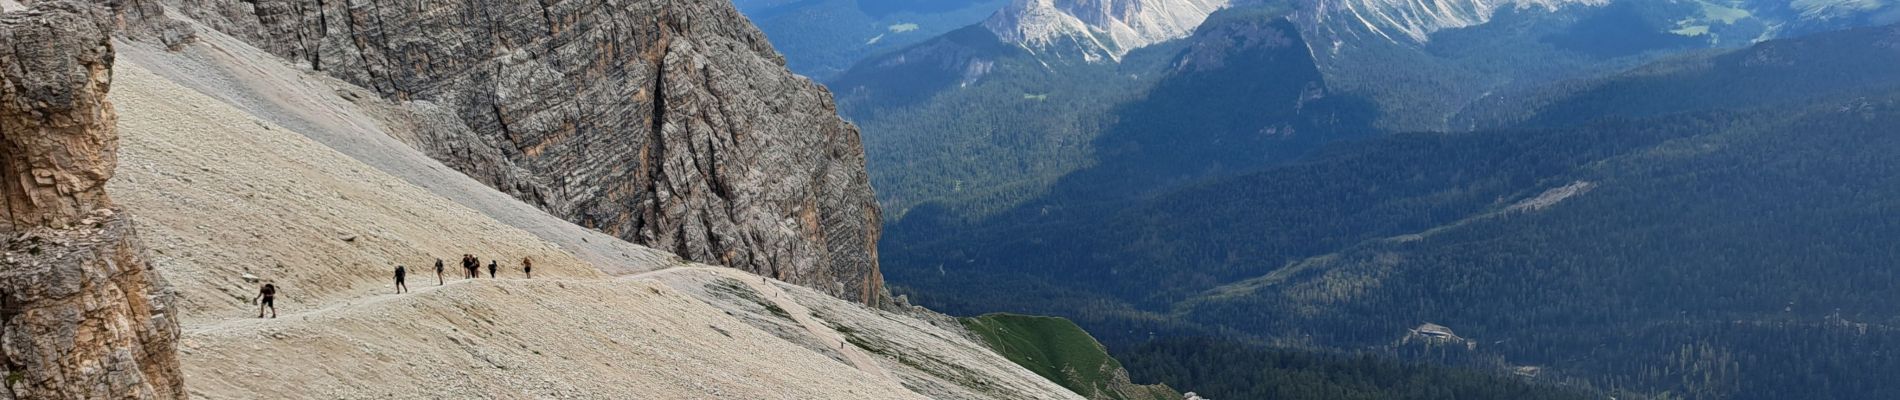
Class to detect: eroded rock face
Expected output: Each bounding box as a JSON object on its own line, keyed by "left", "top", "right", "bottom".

{"left": 1, "top": 214, "right": 183, "bottom": 400}
{"left": 166, "top": 0, "right": 887, "bottom": 304}
{"left": 0, "top": 2, "right": 184, "bottom": 398}
{"left": 0, "top": 1, "right": 118, "bottom": 232}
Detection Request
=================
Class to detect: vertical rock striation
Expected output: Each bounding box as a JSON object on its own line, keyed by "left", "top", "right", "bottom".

{"left": 164, "top": 0, "right": 887, "bottom": 304}
{"left": 0, "top": 1, "right": 185, "bottom": 398}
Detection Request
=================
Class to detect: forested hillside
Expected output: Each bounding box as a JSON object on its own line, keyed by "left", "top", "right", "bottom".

{"left": 1121, "top": 338, "right": 1602, "bottom": 400}
{"left": 886, "top": 21, "right": 1900, "bottom": 399}
{"left": 838, "top": 6, "right": 1382, "bottom": 220}
{"left": 1459, "top": 23, "right": 1900, "bottom": 128}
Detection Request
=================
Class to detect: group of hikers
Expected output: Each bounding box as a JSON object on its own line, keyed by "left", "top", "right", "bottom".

{"left": 254, "top": 255, "right": 536, "bottom": 318}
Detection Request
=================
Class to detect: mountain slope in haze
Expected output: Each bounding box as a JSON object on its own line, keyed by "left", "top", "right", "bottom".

{"left": 1300, "top": 0, "right": 1900, "bottom": 130}
{"left": 885, "top": 12, "right": 1379, "bottom": 305}
{"left": 1300, "top": 0, "right": 1607, "bottom": 44}
{"left": 984, "top": 0, "right": 1229, "bottom": 62}
{"left": 734, "top": 0, "right": 1007, "bottom": 79}
{"left": 884, "top": 21, "right": 1900, "bottom": 399}
{"left": 829, "top": 0, "right": 1246, "bottom": 219}
{"left": 1459, "top": 21, "right": 1900, "bottom": 128}
{"left": 835, "top": 0, "right": 1899, "bottom": 221}
{"left": 839, "top": 5, "right": 1374, "bottom": 220}
{"left": 166, "top": 0, "right": 888, "bottom": 304}
{"left": 831, "top": 21, "right": 1175, "bottom": 219}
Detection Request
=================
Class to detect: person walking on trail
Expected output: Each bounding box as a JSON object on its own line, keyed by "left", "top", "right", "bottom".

{"left": 487, "top": 260, "right": 498, "bottom": 278}
{"left": 521, "top": 257, "right": 533, "bottom": 279}
{"left": 434, "top": 258, "right": 445, "bottom": 285}
{"left": 394, "top": 265, "right": 409, "bottom": 294}
{"left": 253, "top": 282, "right": 278, "bottom": 319}
{"left": 462, "top": 254, "right": 478, "bottom": 279}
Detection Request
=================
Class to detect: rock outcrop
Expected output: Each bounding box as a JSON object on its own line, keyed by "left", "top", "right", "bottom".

{"left": 0, "top": 2, "right": 184, "bottom": 398}
{"left": 161, "top": 0, "right": 887, "bottom": 303}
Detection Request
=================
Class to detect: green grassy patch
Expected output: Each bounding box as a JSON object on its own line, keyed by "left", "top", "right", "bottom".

{"left": 961, "top": 313, "right": 1176, "bottom": 400}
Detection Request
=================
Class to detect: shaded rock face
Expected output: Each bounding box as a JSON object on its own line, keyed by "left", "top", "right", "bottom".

{"left": 0, "top": 2, "right": 185, "bottom": 398}
{"left": 166, "top": 0, "right": 887, "bottom": 304}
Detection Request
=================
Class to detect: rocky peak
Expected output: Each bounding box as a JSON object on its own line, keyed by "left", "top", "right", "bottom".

{"left": 162, "top": 0, "right": 888, "bottom": 303}
{"left": 1299, "top": 0, "right": 1606, "bottom": 44}
{"left": 984, "top": 0, "right": 1229, "bottom": 62}
{"left": 0, "top": 1, "right": 185, "bottom": 397}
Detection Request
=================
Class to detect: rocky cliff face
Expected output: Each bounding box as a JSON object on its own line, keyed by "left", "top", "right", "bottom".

{"left": 162, "top": 0, "right": 886, "bottom": 303}
{"left": 0, "top": 2, "right": 185, "bottom": 398}
{"left": 985, "top": 0, "right": 1228, "bottom": 62}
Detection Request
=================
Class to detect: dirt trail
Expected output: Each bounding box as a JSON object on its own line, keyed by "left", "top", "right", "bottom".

{"left": 189, "top": 276, "right": 469, "bottom": 334}
{"left": 178, "top": 275, "right": 927, "bottom": 399}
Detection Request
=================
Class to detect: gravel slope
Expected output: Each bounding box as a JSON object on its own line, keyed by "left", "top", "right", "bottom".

{"left": 106, "top": 34, "right": 1085, "bottom": 399}
{"left": 116, "top": 26, "right": 673, "bottom": 277}
{"left": 111, "top": 60, "right": 617, "bottom": 323}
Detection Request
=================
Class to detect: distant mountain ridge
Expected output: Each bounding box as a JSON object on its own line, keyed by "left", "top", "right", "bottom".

{"left": 1298, "top": 0, "right": 1606, "bottom": 44}
{"left": 984, "top": 0, "right": 1229, "bottom": 62}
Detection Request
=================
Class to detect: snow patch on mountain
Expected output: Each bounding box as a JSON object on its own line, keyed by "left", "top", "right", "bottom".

{"left": 984, "top": 0, "right": 1229, "bottom": 62}
{"left": 1303, "top": 0, "right": 1608, "bottom": 44}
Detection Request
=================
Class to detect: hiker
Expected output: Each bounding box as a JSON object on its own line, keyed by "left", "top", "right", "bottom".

{"left": 462, "top": 254, "right": 478, "bottom": 279}
{"left": 394, "top": 264, "right": 409, "bottom": 294}
{"left": 487, "top": 260, "right": 498, "bottom": 278}
{"left": 521, "top": 257, "right": 533, "bottom": 279}
{"left": 253, "top": 282, "right": 277, "bottom": 319}
{"left": 434, "top": 258, "right": 445, "bottom": 285}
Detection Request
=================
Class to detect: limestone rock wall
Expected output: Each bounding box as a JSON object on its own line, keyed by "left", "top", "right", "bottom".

{"left": 163, "top": 0, "right": 887, "bottom": 304}
{"left": 0, "top": 2, "right": 185, "bottom": 398}
{"left": 0, "top": 1, "right": 118, "bottom": 231}
{"left": 0, "top": 215, "right": 183, "bottom": 400}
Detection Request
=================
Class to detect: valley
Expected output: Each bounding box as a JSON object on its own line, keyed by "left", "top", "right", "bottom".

{"left": 810, "top": 0, "right": 1900, "bottom": 398}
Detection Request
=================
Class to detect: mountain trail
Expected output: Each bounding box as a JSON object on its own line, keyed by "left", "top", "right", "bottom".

{"left": 96, "top": 14, "right": 1085, "bottom": 399}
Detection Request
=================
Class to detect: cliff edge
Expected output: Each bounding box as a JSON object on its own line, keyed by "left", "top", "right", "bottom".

{"left": 0, "top": 2, "right": 183, "bottom": 398}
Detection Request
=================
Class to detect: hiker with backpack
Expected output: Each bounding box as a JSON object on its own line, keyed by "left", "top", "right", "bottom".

{"left": 394, "top": 264, "right": 409, "bottom": 294}
{"left": 462, "top": 254, "right": 478, "bottom": 279}
{"left": 253, "top": 282, "right": 278, "bottom": 319}
{"left": 522, "top": 257, "right": 533, "bottom": 279}
{"left": 487, "top": 260, "right": 498, "bottom": 278}
{"left": 435, "top": 258, "right": 445, "bottom": 285}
